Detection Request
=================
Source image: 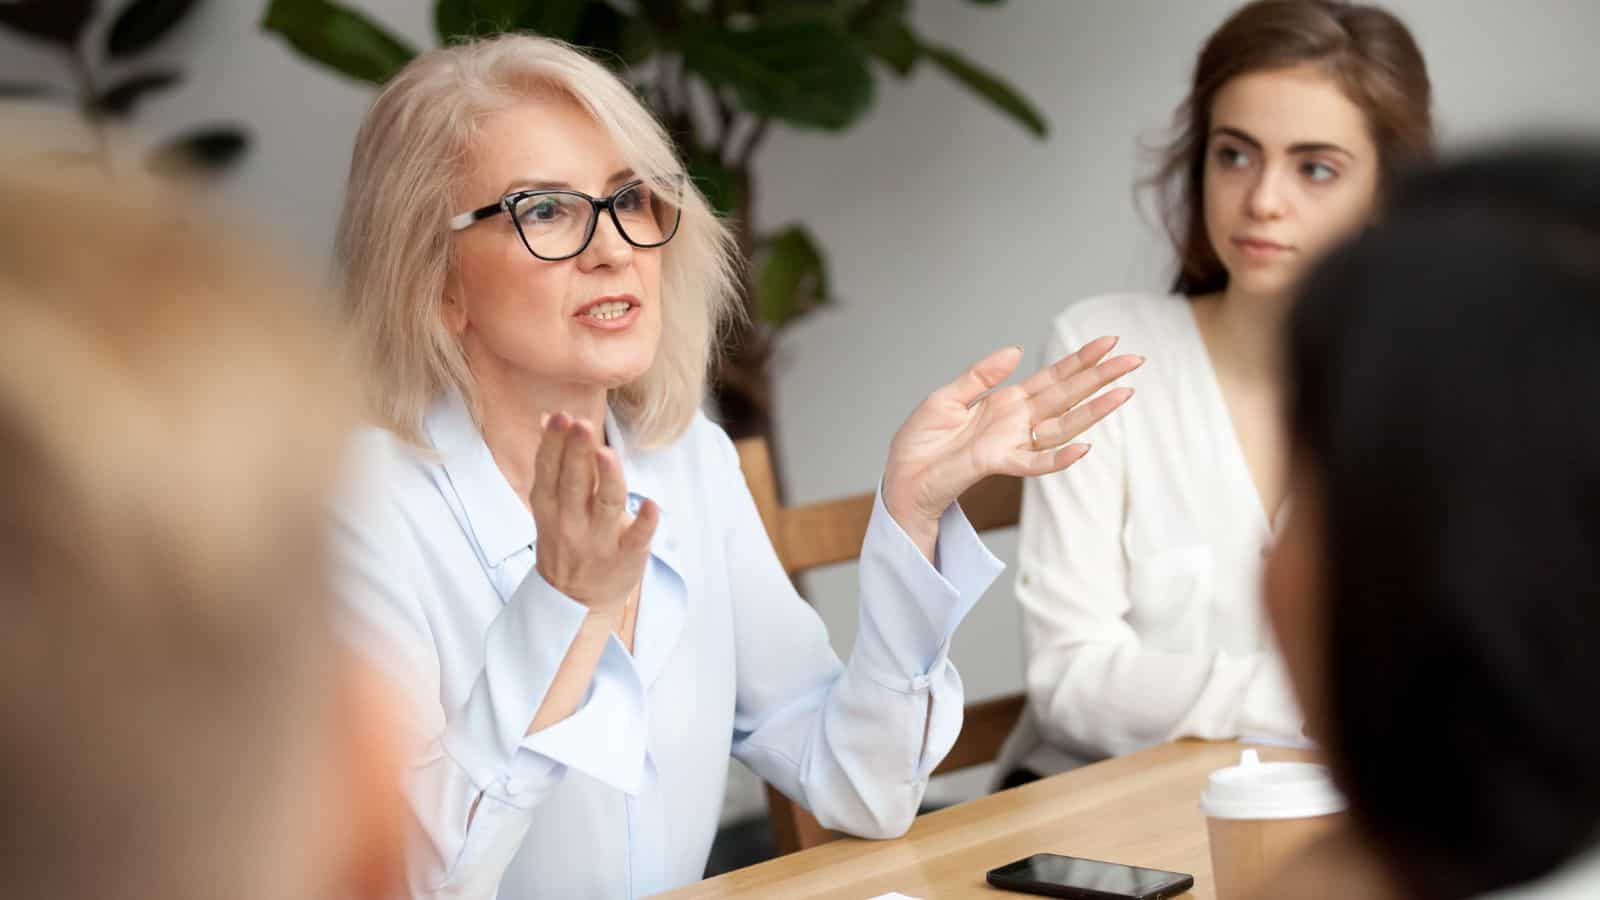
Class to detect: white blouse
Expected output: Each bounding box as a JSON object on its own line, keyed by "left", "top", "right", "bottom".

{"left": 334, "top": 393, "right": 1003, "bottom": 899}
{"left": 1002, "top": 292, "right": 1303, "bottom": 777}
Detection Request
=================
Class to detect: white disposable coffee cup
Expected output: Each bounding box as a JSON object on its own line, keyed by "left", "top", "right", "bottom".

{"left": 1200, "top": 749, "right": 1347, "bottom": 900}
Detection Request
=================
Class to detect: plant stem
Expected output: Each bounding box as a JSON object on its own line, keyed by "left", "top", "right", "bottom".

{"left": 714, "top": 88, "right": 734, "bottom": 155}
{"left": 675, "top": 57, "right": 690, "bottom": 124}
{"left": 651, "top": 53, "right": 672, "bottom": 120}
{"left": 737, "top": 118, "right": 770, "bottom": 168}
{"left": 67, "top": 45, "right": 111, "bottom": 176}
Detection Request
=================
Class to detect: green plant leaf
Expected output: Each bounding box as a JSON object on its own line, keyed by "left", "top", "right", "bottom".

{"left": 0, "top": 81, "right": 59, "bottom": 98}
{"left": 0, "top": 0, "right": 98, "bottom": 47}
{"left": 633, "top": 0, "right": 678, "bottom": 26}
{"left": 685, "top": 150, "right": 738, "bottom": 219}
{"left": 921, "top": 42, "right": 1047, "bottom": 138}
{"left": 846, "top": 0, "right": 918, "bottom": 75}
{"left": 94, "top": 69, "right": 181, "bottom": 116}
{"left": 856, "top": 21, "right": 917, "bottom": 75}
{"left": 435, "top": 0, "right": 523, "bottom": 41}
{"left": 614, "top": 15, "right": 657, "bottom": 65}
{"left": 678, "top": 22, "right": 872, "bottom": 131}
{"left": 147, "top": 125, "right": 249, "bottom": 176}
{"left": 262, "top": 0, "right": 417, "bottom": 86}
{"left": 754, "top": 1, "right": 853, "bottom": 28}
{"left": 515, "top": 0, "right": 585, "bottom": 40}
{"left": 569, "top": 2, "right": 650, "bottom": 65}
{"left": 106, "top": 0, "right": 198, "bottom": 59}
{"left": 756, "top": 224, "right": 829, "bottom": 325}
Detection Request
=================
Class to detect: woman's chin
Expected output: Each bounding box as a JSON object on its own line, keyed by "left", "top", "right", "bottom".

{"left": 1227, "top": 267, "right": 1302, "bottom": 301}
{"left": 593, "top": 362, "right": 654, "bottom": 393}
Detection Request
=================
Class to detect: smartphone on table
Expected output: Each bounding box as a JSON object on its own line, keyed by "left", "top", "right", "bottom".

{"left": 986, "top": 852, "right": 1194, "bottom": 900}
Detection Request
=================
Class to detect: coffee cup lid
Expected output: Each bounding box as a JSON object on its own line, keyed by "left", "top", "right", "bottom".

{"left": 1199, "top": 749, "right": 1347, "bottom": 820}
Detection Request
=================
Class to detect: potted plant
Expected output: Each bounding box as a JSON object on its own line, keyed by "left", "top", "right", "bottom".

{"left": 0, "top": 0, "right": 249, "bottom": 176}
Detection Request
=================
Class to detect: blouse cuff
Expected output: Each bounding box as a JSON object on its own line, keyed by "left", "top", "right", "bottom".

{"left": 854, "top": 486, "right": 1004, "bottom": 679}
{"left": 442, "top": 572, "right": 649, "bottom": 807}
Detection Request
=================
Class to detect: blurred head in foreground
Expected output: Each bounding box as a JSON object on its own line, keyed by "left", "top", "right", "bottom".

{"left": 1267, "top": 142, "right": 1600, "bottom": 899}
{"left": 0, "top": 169, "right": 404, "bottom": 900}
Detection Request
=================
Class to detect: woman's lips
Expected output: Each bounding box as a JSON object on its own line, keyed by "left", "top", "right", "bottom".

{"left": 574, "top": 295, "right": 641, "bottom": 331}
{"left": 1233, "top": 236, "right": 1293, "bottom": 260}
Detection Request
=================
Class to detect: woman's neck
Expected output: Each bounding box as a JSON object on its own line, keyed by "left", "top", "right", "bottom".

{"left": 1193, "top": 284, "right": 1291, "bottom": 384}
{"left": 472, "top": 366, "right": 609, "bottom": 510}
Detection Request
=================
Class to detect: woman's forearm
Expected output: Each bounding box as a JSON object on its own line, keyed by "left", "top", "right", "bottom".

{"left": 526, "top": 612, "right": 616, "bottom": 735}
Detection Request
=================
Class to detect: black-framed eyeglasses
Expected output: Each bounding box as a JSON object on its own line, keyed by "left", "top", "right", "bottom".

{"left": 448, "top": 178, "right": 683, "bottom": 261}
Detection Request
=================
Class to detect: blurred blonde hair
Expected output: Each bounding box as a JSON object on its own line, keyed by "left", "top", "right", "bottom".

{"left": 0, "top": 170, "right": 357, "bottom": 900}
{"left": 337, "top": 34, "right": 741, "bottom": 448}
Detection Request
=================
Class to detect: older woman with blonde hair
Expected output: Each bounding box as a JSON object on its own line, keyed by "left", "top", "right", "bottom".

{"left": 332, "top": 34, "right": 1140, "bottom": 899}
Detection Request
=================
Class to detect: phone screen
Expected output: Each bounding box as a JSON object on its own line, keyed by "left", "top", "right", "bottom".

{"left": 990, "top": 853, "right": 1191, "bottom": 898}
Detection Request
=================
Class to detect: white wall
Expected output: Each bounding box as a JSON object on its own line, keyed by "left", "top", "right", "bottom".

{"left": 8, "top": 0, "right": 1598, "bottom": 819}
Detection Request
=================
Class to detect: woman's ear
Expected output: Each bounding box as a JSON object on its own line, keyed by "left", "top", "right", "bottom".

{"left": 441, "top": 286, "right": 468, "bottom": 336}
{"left": 327, "top": 654, "right": 409, "bottom": 900}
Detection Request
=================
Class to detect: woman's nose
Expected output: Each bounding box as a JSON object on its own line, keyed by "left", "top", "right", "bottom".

{"left": 578, "top": 212, "right": 634, "bottom": 269}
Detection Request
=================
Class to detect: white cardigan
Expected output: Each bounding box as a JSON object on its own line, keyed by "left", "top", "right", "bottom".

{"left": 1000, "top": 292, "right": 1304, "bottom": 777}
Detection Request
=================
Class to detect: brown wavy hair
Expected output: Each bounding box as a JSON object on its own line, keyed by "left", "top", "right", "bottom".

{"left": 1148, "top": 0, "right": 1436, "bottom": 296}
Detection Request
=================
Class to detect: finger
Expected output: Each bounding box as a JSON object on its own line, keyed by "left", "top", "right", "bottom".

{"left": 619, "top": 498, "right": 659, "bottom": 555}
{"left": 592, "top": 447, "right": 628, "bottom": 526}
{"left": 532, "top": 412, "right": 571, "bottom": 522}
{"left": 1015, "top": 442, "right": 1092, "bottom": 478}
{"left": 941, "top": 345, "right": 1024, "bottom": 408}
{"left": 557, "top": 418, "right": 599, "bottom": 519}
{"left": 1028, "top": 352, "right": 1143, "bottom": 423}
{"left": 1031, "top": 387, "right": 1135, "bottom": 449}
{"left": 1019, "top": 335, "right": 1119, "bottom": 396}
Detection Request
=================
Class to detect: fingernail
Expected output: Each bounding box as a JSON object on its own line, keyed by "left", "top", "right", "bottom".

{"left": 539, "top": 412, "right": 551, "bottom": 429}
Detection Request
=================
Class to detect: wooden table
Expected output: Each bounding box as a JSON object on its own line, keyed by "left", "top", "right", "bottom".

{"left": 654, "top": 740, "right": 1315, "bottom": 900}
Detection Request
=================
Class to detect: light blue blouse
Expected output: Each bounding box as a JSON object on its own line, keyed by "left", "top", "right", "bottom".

{"left": 334, "top": 393, "right": 1003, "bottom": 899}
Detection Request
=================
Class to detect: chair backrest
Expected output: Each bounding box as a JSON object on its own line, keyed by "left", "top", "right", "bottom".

{"left": 734, "top": 435, "right": 1027, "bottom": 855}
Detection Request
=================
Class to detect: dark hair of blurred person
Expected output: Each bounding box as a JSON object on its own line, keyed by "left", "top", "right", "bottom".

{"left": 1265, "top": 143, "right": 1600, "bottom": 900}
{"left": 0, "top": 169, "right": 405, "bottom": 900}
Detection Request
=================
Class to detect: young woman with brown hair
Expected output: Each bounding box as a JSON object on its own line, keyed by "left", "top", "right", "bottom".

{"left": 1000, "top": 0, "right": 1436, "bottom": 784}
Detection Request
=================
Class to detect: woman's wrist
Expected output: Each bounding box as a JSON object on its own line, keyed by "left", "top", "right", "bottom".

{"left": 884, "top": 462, "right": 959, "bottom": 525}
{"left": 883, "top": 486, "right": 934, "bottom": 531}
{"left": 882, "top": 480, "right": 943, "bottom": 564}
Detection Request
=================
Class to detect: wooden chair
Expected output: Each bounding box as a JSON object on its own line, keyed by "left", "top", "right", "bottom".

{"left": 734, "top": 435, "right": 1028, "bottom": 855}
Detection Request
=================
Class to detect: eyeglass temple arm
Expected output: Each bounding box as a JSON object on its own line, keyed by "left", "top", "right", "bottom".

{"left": 449, "top": 201, "right": 506, "bottom": 232}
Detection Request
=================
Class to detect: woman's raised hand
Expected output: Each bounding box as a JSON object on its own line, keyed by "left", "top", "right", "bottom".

{"left": 531, "top": 413, "right": 657, "bottom": 620}
{"left": 882, "top": 336, "right": 1142, "bottom": 547}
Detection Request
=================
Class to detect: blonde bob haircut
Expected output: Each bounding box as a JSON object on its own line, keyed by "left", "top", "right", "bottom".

{"left": 336, "top": 34, "right": 741, "bottom": 448}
